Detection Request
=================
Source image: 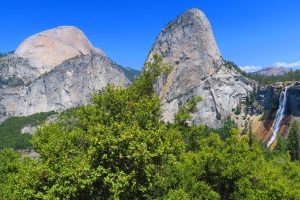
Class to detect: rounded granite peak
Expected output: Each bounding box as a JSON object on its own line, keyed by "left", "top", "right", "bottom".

{"left": 15, "top": 26, "right": 103, "bottom": 74}
{"left": 181, "top": 8, "right": 206, "bottom": 16}
{"left": 148, "top": 7, "right": 222, "bottom": 92}
{"left": 178, "top": 8, "right": 210, "bottom": 25}
{"left": 151, "top": 7, "right": 221, "bottom": 66}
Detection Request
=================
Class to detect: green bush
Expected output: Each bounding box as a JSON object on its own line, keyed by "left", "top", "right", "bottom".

{"left": 288, "top": 121, "right": 299, "bottom": 161}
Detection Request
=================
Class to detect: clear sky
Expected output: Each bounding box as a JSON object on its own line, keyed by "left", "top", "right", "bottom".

{"left": 1, "top": 0, "right": 300, "bottom": 71}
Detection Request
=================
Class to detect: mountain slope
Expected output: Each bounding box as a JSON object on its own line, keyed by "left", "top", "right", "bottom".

{"left": 257, "top": 67, "right": 291, "bottom": 76}
{"left": 119, "top": 67, "right": 141, "bottom": 82}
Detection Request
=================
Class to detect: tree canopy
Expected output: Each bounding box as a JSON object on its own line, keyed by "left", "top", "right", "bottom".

{"left": 0, "top": 56, "right": 299, "bottom": 199}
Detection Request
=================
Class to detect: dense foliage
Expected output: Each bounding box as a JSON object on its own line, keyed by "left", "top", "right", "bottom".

{"left": 287, "top": 121, "right": 299, "bottom": 161}
{"left": 0, "top": 111, "right": 55, "bottom": 149}
{"left": 0, "top": 56, "right": 299, "bottom": 199}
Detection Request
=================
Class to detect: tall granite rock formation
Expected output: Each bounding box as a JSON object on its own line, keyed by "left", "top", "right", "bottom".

{"left": 148, "top": 8, "right": 254, "bottom": 128}
{"left": 0, "top": 26, "right": 130, "bottom": 121}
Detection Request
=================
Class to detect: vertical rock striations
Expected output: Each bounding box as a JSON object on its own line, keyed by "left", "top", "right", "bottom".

{"left": 148, "top": 8, "right": 254, "bottom": 128}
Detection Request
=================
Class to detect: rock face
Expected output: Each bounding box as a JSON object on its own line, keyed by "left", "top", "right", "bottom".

{"left": 21, "top": 125, "right": 37, "bottom": 135}
{"left": 286, "top": 83, "right": 300, "bottom": 116}
{"left": 257, "top": 86, "right": 281, "bottom": 111}
{"left": 0, "top": 55, "right": 36, "bottom": 87}
{"left": 15, "top": 26, "right": 102, "bottom": 75}
{"left": 0, "top": 27, "right": 130, "bottom": 121}
{"left": 0, "top": 26, "right": 104, "bottom": 86}
{"left": 148, "top": 8, "right": 254, "bottom": 128}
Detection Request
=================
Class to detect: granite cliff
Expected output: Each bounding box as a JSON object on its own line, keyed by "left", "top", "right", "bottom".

{"left": 287, "top": 83, "right": 300, "bottom": 116}
{"left": 0, "top": 26, "right": 131, "bottom": 121}
{"left": 148, "top": 8, "right": 255, "bottom": 128}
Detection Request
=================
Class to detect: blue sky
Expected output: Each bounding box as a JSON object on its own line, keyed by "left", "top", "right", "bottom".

{"left": 1, "top": 0, "right": 300, "bottom": 71}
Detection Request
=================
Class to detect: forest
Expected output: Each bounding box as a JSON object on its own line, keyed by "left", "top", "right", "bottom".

{"left": 0, "top": 56, "right": 299, "bottom": 199}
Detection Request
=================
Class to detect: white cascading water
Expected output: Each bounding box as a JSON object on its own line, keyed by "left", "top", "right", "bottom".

{"left": 267, "top": 86, "right": 288, "bottom": 147}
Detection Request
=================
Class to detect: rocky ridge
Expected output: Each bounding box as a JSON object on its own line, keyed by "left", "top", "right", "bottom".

{"left": 257, "top": 67, "right": 291, "bottom": 76}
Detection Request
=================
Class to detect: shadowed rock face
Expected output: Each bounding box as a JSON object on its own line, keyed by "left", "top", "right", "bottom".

{"left": 148, "top": 8, "right": 254, "bottom": 128}
{"left": 0, "top": 54, "right": 130, "bottom": 121}
{"left": 261, "top": 83, "right": 300, "bottom": 117}
{"left": 287, "top": 84, "right": 300, "bottom": 116}
{"left": 258, "top": 86, "right": 281, "bottom": 112}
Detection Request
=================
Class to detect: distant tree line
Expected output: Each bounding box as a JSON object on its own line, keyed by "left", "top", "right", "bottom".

{"left": 224, "top": 60, "right": 300, "bottom": 85}
{"left": 0, "top": 51, "right": 14, "bottom": 58}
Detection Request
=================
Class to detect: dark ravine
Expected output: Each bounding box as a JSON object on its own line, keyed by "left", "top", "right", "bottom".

{"left": 287, "top": 83, "right": 300, "bottom": 116}
{"left": 258, "top": 83, "right": 300, "bottom": 117}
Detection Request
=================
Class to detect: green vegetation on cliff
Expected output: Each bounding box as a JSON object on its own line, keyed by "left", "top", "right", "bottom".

{"left": 0, "top": 111, "right": 56, "bottom": 150}
{"left": 0, "top": 56, "right": 299, "bottom": 199}
{"left": 119, "top": 66, "right": 141, "bottom": 82}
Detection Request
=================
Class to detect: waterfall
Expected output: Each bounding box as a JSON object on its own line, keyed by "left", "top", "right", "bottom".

{"left": 267, "top": 86, "right": 288, "bottom": 147}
